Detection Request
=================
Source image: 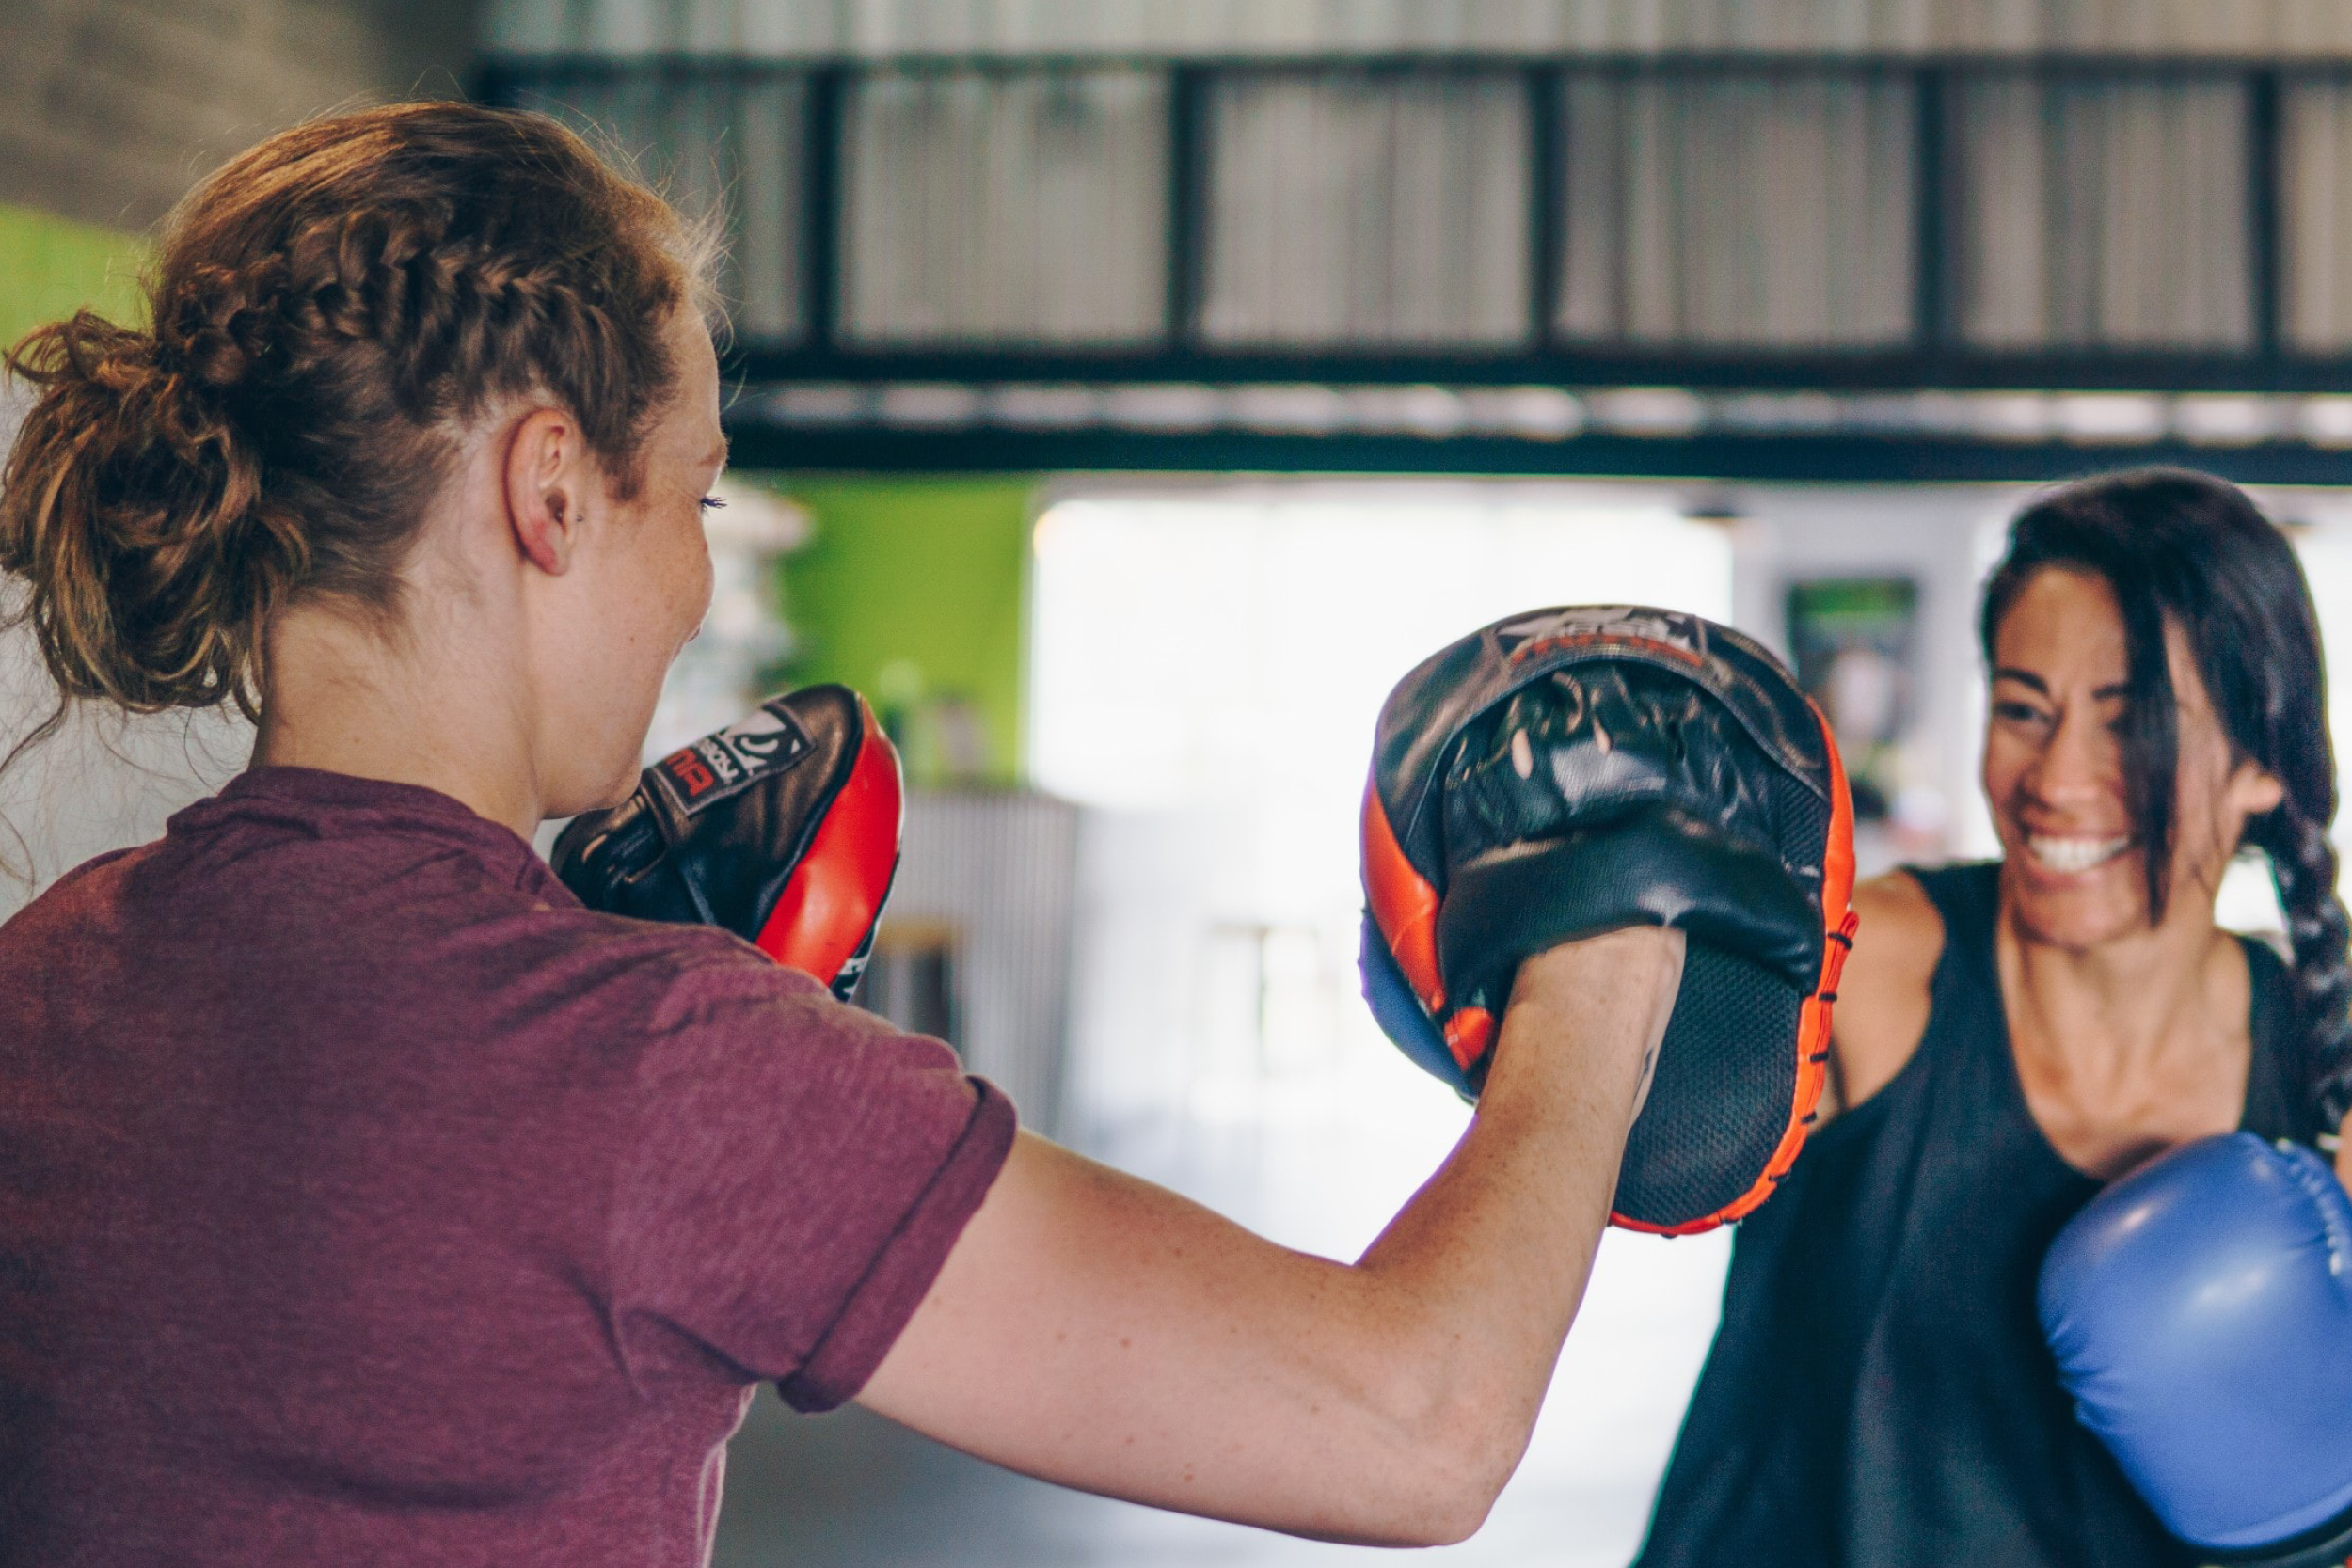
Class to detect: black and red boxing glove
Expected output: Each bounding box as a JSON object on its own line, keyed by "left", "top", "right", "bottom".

{"left": 1359, "top": 606, "right": 1855, "bottom": 1235}
{"left": 552, "top": 686, "right": 903, "bottom": 1000}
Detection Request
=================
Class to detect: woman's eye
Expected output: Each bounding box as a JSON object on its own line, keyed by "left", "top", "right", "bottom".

{"left": 1992, "top": 701, "right": 2046, "bottom": 724}
{"left": 699, "top": 495, "right": 727, "bottom": 512}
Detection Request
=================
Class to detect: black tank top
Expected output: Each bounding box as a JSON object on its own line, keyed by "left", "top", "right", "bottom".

{"left": 1633, "top": 861, "right": 2317, "bottom": 1568}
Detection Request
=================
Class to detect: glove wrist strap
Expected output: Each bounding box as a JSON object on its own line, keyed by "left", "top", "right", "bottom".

{"left": 2203, "top": 1502, "right": 2352, "bottom": 1568}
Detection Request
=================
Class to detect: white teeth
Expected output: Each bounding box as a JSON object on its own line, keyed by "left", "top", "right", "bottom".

{"left": 2027, "top": 834, "right": 2132, "bottom": 873}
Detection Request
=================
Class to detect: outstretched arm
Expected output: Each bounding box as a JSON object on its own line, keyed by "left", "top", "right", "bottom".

{"left": 856, "top": 926, "right": 1683, "bottom": 1548}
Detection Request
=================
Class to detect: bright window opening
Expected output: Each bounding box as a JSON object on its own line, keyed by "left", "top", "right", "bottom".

{"left": 1027, "top": 480, "right": 1736, "bottom": 1566}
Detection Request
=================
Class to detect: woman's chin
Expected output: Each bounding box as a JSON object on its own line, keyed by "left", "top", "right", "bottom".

{"left": 2002, "top": 853, "right": 2148, "bottom": 949}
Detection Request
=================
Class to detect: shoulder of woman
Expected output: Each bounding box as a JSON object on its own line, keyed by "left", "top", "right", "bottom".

{"left": 1825, "top": 870, "right": 1947, "bottom": 1114}
{"left": 1847, "top": 870, "right": 1945, "bottom": 964}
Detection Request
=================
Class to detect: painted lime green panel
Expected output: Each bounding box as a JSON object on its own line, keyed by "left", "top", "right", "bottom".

{"left": 767, "top": 477, "right": 1035, "bottom": 785}
{"left": 0, "top": 203, "right": 148, "bottom": 351}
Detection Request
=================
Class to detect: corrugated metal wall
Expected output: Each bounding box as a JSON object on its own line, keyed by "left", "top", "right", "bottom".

{"left": 881, "top": 790, "right": 1082, "bottom": 1134}
{"left": 1556, "top": 72, "right": 1915, "bottom": 346}
{"left": 841, "top": 70, "right": 1168, "bottom": 344}
{"left": 2284, "top": 81, "right": 2352, "bottom": 350}
{"left": 490, "top": 0, "right": 2352, "bottom": 61}
{"left": 1953, "top": 76, "right": 2253, "bottom": 349}
{"left": 1200, "top": 71, "right": 1530, "bottom": 347}
{"left": 512, "top": 59, "right": 2331, "bottom": 356}
{"left": 523, "top": 75, "right": 809, "bottom": 339}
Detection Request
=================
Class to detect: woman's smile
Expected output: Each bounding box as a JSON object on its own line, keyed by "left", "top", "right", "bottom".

{"left": 2022, "top": 832, "right": 2135, "bottom": 876}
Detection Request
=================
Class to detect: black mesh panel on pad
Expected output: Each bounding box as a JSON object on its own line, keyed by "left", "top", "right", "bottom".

{"left": 1779, "top": 781, "right": 1832, "bottom": 872}
{"left": 1613, "top": 942, "right": 1803, "bottom": 1228}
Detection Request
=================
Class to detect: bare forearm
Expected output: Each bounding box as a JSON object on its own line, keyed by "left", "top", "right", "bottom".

{"left": 864, "top": 1143, "right": 1430, "bottom": 1542}
{"left": 1340, "top": 928, "right": 1680, "bottom": 1497}
{"left": 859, "top": 928, "right": 1681, "bottom": 1545}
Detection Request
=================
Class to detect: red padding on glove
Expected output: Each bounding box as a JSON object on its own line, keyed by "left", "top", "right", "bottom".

{"left": 755, "top": 698, "right": 904, "bottom": 984}
{"left": 1362, "top": 779, "right": 1447, "bottom": 1015}
{"left": 1444, "top": 1008, "right": 1496, "bottom": 1072}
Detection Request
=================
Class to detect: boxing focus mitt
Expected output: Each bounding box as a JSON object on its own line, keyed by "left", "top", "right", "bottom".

{"left": 552, "top": 685, "right": 903, "bottom": 1001}
{"left": 1359, "top": 606, "right": 1856, "bottom": 1234}
{"left": 2039, "top": 1133, "right": 2352, "bottom": 1568}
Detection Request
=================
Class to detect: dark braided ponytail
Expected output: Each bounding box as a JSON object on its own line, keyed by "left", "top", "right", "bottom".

{"left": 2, "top": 103, "right": 717, "bottom": 727}
{"left": 1981, "top": 468, "right": 2352, "bottom": 1138}
{"left": 2253, "top": 799, "right": 2352, "bottom": 1128}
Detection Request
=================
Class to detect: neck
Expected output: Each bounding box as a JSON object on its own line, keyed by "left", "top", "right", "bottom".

{"left": 251, "top": 599, "right": 545, "bottom": 841}
{"left": 1996, "top": 879, "right": 2244, "bottom": 1067}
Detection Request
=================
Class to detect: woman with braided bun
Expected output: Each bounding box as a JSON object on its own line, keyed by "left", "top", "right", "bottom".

{"left": 1636, "top": 467, "right": 2352, "bottom": 1568}
{"left": 0, "top": 103, "right": 1712, "bottom": 1566}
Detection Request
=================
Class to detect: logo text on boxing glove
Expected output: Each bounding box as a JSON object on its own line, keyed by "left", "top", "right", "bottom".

{"left": 1497, "top": 606, "right": 1709, "bottom": 668}
{"left": 651, "top": 703, "right": 814, "bottom": 815}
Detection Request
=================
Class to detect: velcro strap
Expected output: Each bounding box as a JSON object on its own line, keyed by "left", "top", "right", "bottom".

{"left": 1435, "top": 803, "right": 1822, "bottom": 1018}
{"left": 646, "top": 703, "right": 816, "bottom": 820}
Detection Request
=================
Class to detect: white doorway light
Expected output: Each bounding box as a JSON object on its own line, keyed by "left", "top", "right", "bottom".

{"left": 1031, "top": 480, "right": 1733, "bottom": 915}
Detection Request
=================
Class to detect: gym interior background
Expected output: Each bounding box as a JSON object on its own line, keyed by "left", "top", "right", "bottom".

{"left": 9, "top": 3, "right": 2352, "bottom": 1563}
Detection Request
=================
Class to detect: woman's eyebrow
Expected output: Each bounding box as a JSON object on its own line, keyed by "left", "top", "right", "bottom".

{"left": 1994, "top": 669, "right": 2133, "bottom": 702}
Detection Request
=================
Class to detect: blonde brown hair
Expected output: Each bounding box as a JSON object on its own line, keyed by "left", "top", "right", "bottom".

{"left": 1, "top": 101, "right": 714, "bottom": 728}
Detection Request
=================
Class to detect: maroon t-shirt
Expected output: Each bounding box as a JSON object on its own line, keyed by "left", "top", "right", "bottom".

{"left": 0, "top": 768, "right": 1015, "bottom": 1567}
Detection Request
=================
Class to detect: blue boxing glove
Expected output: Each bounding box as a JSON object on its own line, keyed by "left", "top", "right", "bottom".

{"left": 2039, "top": 1133, "right": 2352, "bottom": 1567}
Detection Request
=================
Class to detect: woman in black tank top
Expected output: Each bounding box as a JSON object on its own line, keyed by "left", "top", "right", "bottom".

{"left": 1635, "top": 470, "right": 2352, "bottom": 1568}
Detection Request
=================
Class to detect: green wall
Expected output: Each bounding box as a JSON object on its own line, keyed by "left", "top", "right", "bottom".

{"left": 767, "top": 477, "right": 1036, "bottom": 785}
{"left": 0, "top": 202, "right": 146, "bottom": 350}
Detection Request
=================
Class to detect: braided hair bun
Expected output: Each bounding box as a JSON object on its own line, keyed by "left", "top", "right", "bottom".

{"left": 1, "top": 103, "right": 715, "bottom": 721}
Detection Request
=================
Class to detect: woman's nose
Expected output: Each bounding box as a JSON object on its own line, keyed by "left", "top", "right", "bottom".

{"left": 2024, "top": 705, "right": 2119, "bottom": 807}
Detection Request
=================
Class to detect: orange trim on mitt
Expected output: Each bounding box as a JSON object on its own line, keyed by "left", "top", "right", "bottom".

{"left": 1361, "top": 780, "right": 1446, "bottom": 1014}
{"left": 1612, "top": 697, "right": 1858, "bottom": 1237}
{"left": 755, "top": 697, "right": 906, "bottom": 984}
{"left": 1443, "top": 1008, "right": 1496, "bottom": 1073}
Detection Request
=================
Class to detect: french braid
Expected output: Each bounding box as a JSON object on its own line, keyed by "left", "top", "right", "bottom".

{"left": 2, "top": 103, "right": 716, "bottom": 724}
{"left": 2251, "top": 780, "right": 2352, "bottom": 1131}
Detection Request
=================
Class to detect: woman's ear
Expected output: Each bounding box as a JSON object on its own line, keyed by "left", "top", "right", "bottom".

{"left": 2229, "top": 759, "right": 2287, "bottom": 818}
{"left": 502, "top": 406, "right": 590, "bottom": 575}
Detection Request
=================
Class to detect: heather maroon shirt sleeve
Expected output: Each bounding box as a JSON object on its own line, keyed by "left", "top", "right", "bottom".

{"left": 0, "top": 768, "right": 1023, "bottom": 1567}
{"left": 612, "top": 954, "right": 1016, "bottom": 1412}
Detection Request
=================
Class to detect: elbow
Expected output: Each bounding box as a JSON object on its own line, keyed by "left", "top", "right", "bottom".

{"left": 1386, "top": 1481, "right": 1500, "bottom": 1549}
{"left": 1329, "top": 1362, "right": 1520, "bottom": 1546}
{"left": 1402, "top": 1422, "right": 1515, "bottom": 1546}
{"left": 1343, "top": 1435, "right": 1506, "bottom": 1547}
{"left": 1293, "top": 1275, "right": 1534, "bottom": 1546}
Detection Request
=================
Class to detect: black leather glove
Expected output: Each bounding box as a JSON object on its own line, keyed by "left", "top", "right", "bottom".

{"left": 1360, "top": 606, "right": 1856, "bottom": 1233}
{"left": 553, "top": 686, "right": 902, "bottom": 1002}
